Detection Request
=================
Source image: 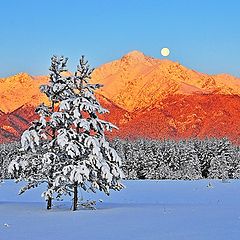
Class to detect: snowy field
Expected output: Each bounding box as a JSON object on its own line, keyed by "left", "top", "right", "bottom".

{"left": 1, "top": 180, "right": 240, "bottom": 240}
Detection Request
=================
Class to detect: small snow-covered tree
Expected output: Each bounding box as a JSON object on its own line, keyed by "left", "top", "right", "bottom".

{"left": 8, "top": 55, "right": 124, "bottom": 211}
{"left": 1, "top": 142, "right": 20, "bottom": 181}
{"left": 49, "top": 56, "right": 124, "bottom": 210}
{"left": 8, "top": 56, "right": 71, "bottom": 209}
{"left": 208, "top": 138, "right": 236, "bottom": 179}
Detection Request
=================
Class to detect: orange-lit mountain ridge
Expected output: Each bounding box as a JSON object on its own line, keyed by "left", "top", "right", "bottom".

{"left": 92, "top": 50, "right": 240, "bottom": 112}
{"left": 0, "top": 50, "right": 240, "bottom": 143}
{"left": 0, "top": 73, "right": 48, "bottom": 113}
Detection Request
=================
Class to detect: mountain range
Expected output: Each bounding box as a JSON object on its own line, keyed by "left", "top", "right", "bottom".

{"left": 0, "top": 50, "right": 240, "bottom": 143}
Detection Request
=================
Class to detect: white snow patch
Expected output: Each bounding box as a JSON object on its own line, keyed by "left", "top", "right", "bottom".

{"left": 1, "top": 180, "right": 240, "bottom": 240}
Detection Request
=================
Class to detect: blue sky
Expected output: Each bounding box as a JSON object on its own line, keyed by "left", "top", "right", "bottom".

{"left": 0, "top": 0, "right": 240, "bottom": 77}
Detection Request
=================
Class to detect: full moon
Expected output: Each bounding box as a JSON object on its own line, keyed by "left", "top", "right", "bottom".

{"left": 161, "top": 47, "right": 170, "bottom": 57}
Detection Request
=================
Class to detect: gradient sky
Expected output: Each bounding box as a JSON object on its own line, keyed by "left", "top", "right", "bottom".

{"left": 0, "top": 0, "right": 240, "bottom": 77}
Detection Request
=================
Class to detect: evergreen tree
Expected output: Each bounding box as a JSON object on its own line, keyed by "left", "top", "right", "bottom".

{"left": 8, "top": 55, "right": 124, "bottom": 211}
{"left": 50, "top": 56, "right": 124, "bottom": 210}
{"left": 208, "top": 138, "right": 235, "bottom": 179}
{"left": 9, "top": 56, "right": 71, "bottom": 209}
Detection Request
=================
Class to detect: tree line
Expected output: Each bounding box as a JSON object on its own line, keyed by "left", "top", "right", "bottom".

{"left": 1, "top": 137, "right": 240, "bottom": 181}
{"left": 112, "top": 137, "right": 240, "bottom": 180}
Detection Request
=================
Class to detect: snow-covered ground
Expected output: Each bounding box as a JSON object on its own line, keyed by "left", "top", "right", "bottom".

{"left": 1, "top": 180, "right": 240, "bottom": 240}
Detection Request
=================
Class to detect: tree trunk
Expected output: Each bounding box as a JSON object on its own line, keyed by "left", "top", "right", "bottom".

{"left": 47, "top": 197, "right": 52, "bottom": 210}
{"left": 47, "top": 183, "right": 53, "bottom": 210}
{"left": 73, "top": 183, "right": 78, "bottom": 211}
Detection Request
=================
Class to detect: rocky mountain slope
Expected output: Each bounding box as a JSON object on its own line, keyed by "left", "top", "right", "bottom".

{"left": 92, "top": 50, "right": 240, "bottom": 112}
{"left": 0, "top": 51, "right": 240, "bottom": 143}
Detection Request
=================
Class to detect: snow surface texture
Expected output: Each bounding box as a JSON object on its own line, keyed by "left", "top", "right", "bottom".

{"left": 1, "top": 180, "right": 240, "bottom": 240}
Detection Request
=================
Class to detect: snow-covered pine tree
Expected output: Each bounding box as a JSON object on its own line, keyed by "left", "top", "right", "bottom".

{"left": 8, "top": 56, "right": 75, "bottom": 209}
{"left": 9, "top": 55, "right": 124, "bottom": 211}
{"left": 49, "top": 56, "right": 124, "bottom": 210}
{"left": 208, "top": 138, "right": 235, "bottom": 179}
{"left": 1, "top": 142, "right": 20, "bottom": 181}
